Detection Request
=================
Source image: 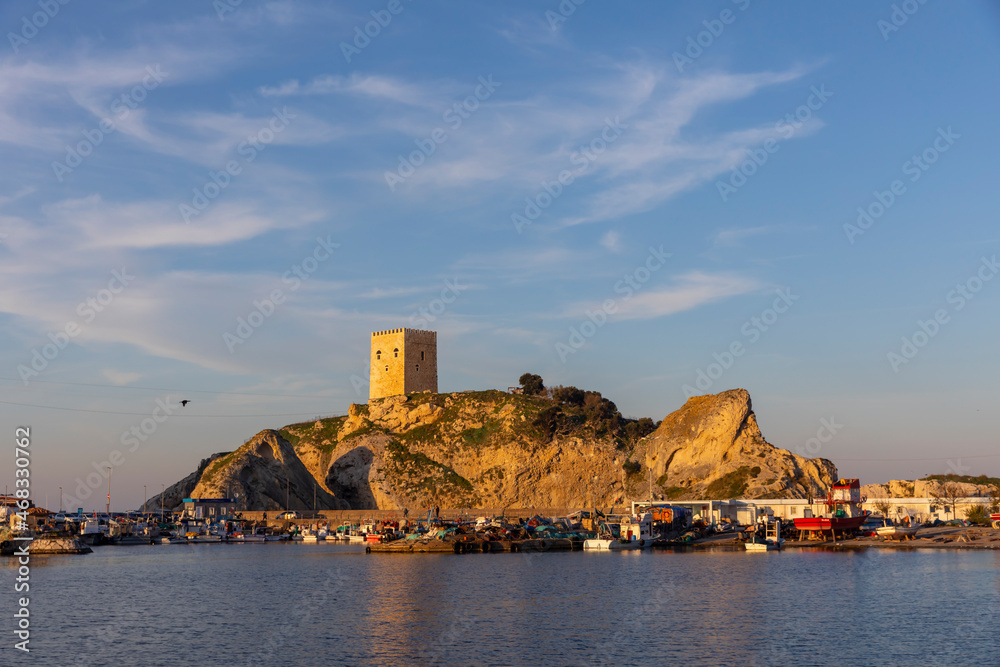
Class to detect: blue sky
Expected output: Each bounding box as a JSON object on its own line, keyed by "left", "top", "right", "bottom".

{"left": 2, "top": 1, "right": 998, "bottom": 510}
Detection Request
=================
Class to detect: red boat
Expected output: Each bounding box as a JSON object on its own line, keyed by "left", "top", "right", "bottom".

{"left": 991, "top": 513, "right": 1000, "bottom": 529}
{"left": 793, "top": 479, "right": 867, "bottom": 539}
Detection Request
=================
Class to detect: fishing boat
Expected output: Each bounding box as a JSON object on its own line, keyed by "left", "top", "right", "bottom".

{"left": 583, "top": 513, "right": 653, "bottom": 551}
{"left": 876, "top": 511, "right": 920, "bottom": 540}
{"left": 991, "top": 513, "right": 1000, "bottom": 530}
{"left": 186, "top": 532, "right": 222, "bottom": 543}
{"left": 875, "top": 523, "right": 920, "bottom": 540}
{"left": 79, "top": 516, "right": 111, "bottom": 546}
{"left": 745, "top": 518, "right": 783, "bottom": 551}
{"left": 243, "top": 528, "right": 267, "bottom": 543}
{"left": 793, "top": 479, "right": 867, "bottom": 539}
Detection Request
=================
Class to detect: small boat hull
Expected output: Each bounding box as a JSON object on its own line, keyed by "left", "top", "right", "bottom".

{"left": 583, "top": 538, "right": 645, "bottom": 551}
{"left": 876, "top": 525, "right": 919, "bottom": 540}
{"left": 793, "top": 516, "right": 865, "bottom": 531}
{"left": 745, "top": 539, "right": 782, "bottom": 551}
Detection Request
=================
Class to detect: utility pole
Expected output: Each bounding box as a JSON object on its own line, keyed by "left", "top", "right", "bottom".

{"left": 144, "top": 485, "right": 147, "bottom": 517}
{"left": 286, "top": 478, "right": 289, "bottom": 511}
{"left": 59, "top": 487, "right": 62, "bottom": 513}
{"left": 160, "top": 483, "right": 164, "bottom": 522}
{"left": 106, "top": 467, "right": 112, "bottom": 515}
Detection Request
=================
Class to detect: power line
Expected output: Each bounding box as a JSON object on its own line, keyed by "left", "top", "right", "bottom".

{"left": 0, "top": 376, "right": 332, "bottom": 399}
{"left": 835, "top": 454, "right": 1000, "bottom": 461}
{"left": 0, "top": 398, "right": 336, "bottom": 418}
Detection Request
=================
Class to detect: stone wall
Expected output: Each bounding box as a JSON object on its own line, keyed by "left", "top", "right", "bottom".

{"left": 403, "top": 329, "right": 437, "bottom": 395}
{"left": 233, "top": 507, "right": 615, "bottom": 528}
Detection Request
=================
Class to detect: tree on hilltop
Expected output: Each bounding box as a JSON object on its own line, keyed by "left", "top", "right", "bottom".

{"left": 518, "top": 373, "right": 545, "bottom": 396}
{"left": 552, "top": 385, "right": 585, "bottom": 406}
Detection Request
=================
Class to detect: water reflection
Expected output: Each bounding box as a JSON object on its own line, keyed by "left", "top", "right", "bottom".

{"left": 4, "top": 544, "right": 998, "bottom": 666}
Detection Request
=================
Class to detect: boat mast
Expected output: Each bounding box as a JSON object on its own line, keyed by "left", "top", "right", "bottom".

{"left": 106, "top": 467, "right": 112, "bottom": 515}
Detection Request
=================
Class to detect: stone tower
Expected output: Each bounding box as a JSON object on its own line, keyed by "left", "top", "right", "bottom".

{"left": 369, "top": 328, "right": 438, "bottom": 400}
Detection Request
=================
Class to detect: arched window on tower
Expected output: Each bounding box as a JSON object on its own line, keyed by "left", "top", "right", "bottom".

{"left": 376, "top": 350, "right": 381, "bottom": 360}
{"left": 393, "top": 348, "right": 399, "bottom": 358}
{"left": 415, "top": 364, "right": 419, "bottom": 371}
{"left": 385, "top": 365, "right": 388, "bottom": 372}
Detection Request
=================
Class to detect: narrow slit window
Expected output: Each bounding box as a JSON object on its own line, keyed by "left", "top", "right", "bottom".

{"left": 385, "top": 365, "right": 388, "bottom": 372}
{"left": 415, "top": 364, "right": 419, "bottom": 371}
{"left": 421, "top": 351, "right": 425, "bottom": 361}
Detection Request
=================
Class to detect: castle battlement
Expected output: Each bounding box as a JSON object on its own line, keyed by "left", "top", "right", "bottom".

{"left": 372, "top": 327, "right": 436, "bottom": 340}
{"left": 369, "top": 328, "right": 438, "bottom": 400}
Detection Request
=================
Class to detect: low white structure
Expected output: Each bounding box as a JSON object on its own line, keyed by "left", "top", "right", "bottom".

{"left": 635, "top": 496, "right": 994, "bottom": 528}
{"left": 750, "top": 497, "right": 992, "bottom": 524}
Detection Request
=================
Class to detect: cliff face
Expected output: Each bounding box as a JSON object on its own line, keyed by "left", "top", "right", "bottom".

{"left": 635, "top": 389, "right": 836, "bottom": 500}
{"left": 189, "top": 430, "right": 344, "bottom": 511}
{"left": 141, "top": 452, "right": 228, "bottom": 512}
{"left": 166, "top": 388, "right": 836, "bottom": 510}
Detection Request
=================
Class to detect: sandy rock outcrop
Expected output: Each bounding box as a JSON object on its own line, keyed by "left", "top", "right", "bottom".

{"left": 167, "top": 388, "right": 839, "bottom": 511}
{"left": 636, "top": 389, "right": 836, "bottom": 499}
{"left": 142, "top": 452, "right": 229, "bottom": 512}
{"left": 865, "top": 479, "right": 995, "bottom": 499}
{"left": 190, "top": 430, "right": 345, "bottom": 511}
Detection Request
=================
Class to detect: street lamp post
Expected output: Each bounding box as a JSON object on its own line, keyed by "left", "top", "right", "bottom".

{"left": 59, "top": 487, "right": 62, "bottom": 513}
{"left": 106, "top": 467, "right": 112, "bottom": 515}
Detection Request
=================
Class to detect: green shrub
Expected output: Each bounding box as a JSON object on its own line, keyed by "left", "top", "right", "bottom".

{"left": 704, "top": 466, "right": 753, "bottom": 499}
{"left": 622, "top": 460, "right": 642, "bottom": 476}
{"left": 965, "top": 504, "right": 989, "bottom": 525}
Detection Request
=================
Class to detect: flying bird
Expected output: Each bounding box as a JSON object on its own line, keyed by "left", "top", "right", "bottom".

{"left": 180, "top": 400, "right": 191, "bottom": 407}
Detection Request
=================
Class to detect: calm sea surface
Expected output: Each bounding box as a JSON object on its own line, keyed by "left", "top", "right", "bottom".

{"left": 2, "top": 543, "right": 998, "bottom": 666}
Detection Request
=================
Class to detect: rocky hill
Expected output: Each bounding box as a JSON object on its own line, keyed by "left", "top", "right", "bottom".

{"left": 862, "top": 478, "right": 998, "bottom": 499}
{"left": 633, "top": 389, "right": 836, "bottom": 500}
{"left": 140, "top": 452, "right": 227, "bottom": 513}
{"left": 152, "top": 388, "right": 837, "bottom": 511}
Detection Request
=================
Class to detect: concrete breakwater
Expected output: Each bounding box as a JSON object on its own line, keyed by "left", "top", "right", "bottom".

{"left": 0, "top": 536, "right": 92, "bottom": 555}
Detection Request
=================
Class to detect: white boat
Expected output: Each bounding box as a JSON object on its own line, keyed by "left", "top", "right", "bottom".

{"left": 186, "top": 532, "right": 222, "bottom": 543}
{"left": 745, "top": 518, "right": 784, "bottom": 551}
{"left": 875, "top": 510, "right": 920, "bottom": 540}
{"left": 79, "top": 517, "right": 113, "bottom": 546}
{"left": 876, "top": 520, "right": 920, "bottom": 540}
{"left": 876, "top": 524, "right": 919, "bottom": 539}
{"left": 584, "top": 513, "right": 653, "bottom": 551}
{"left": 231, "top": 527, "right": 267, "bottom": 543}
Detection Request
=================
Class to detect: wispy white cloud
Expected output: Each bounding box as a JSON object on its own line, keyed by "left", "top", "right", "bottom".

{"left": 259, "top": 73, "right": 447, "bottom": 109}
{"left": 102, "top": 369, "right": 142, "bottom": 385}
{"left": 600, "top": 230, "right": 622, "bottom": 252}
{"left": 566, "top": 271, "right": 761, "bottom": 321}
{"left": 348, "top": 63, "right": 822, "bottom": 228}
{"left": 42, "top": 195, "right": 294, "bottom": 250}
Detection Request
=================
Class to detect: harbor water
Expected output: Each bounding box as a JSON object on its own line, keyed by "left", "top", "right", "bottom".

{"left": 3, "top": 544, "right": 998, "bottom": 666}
